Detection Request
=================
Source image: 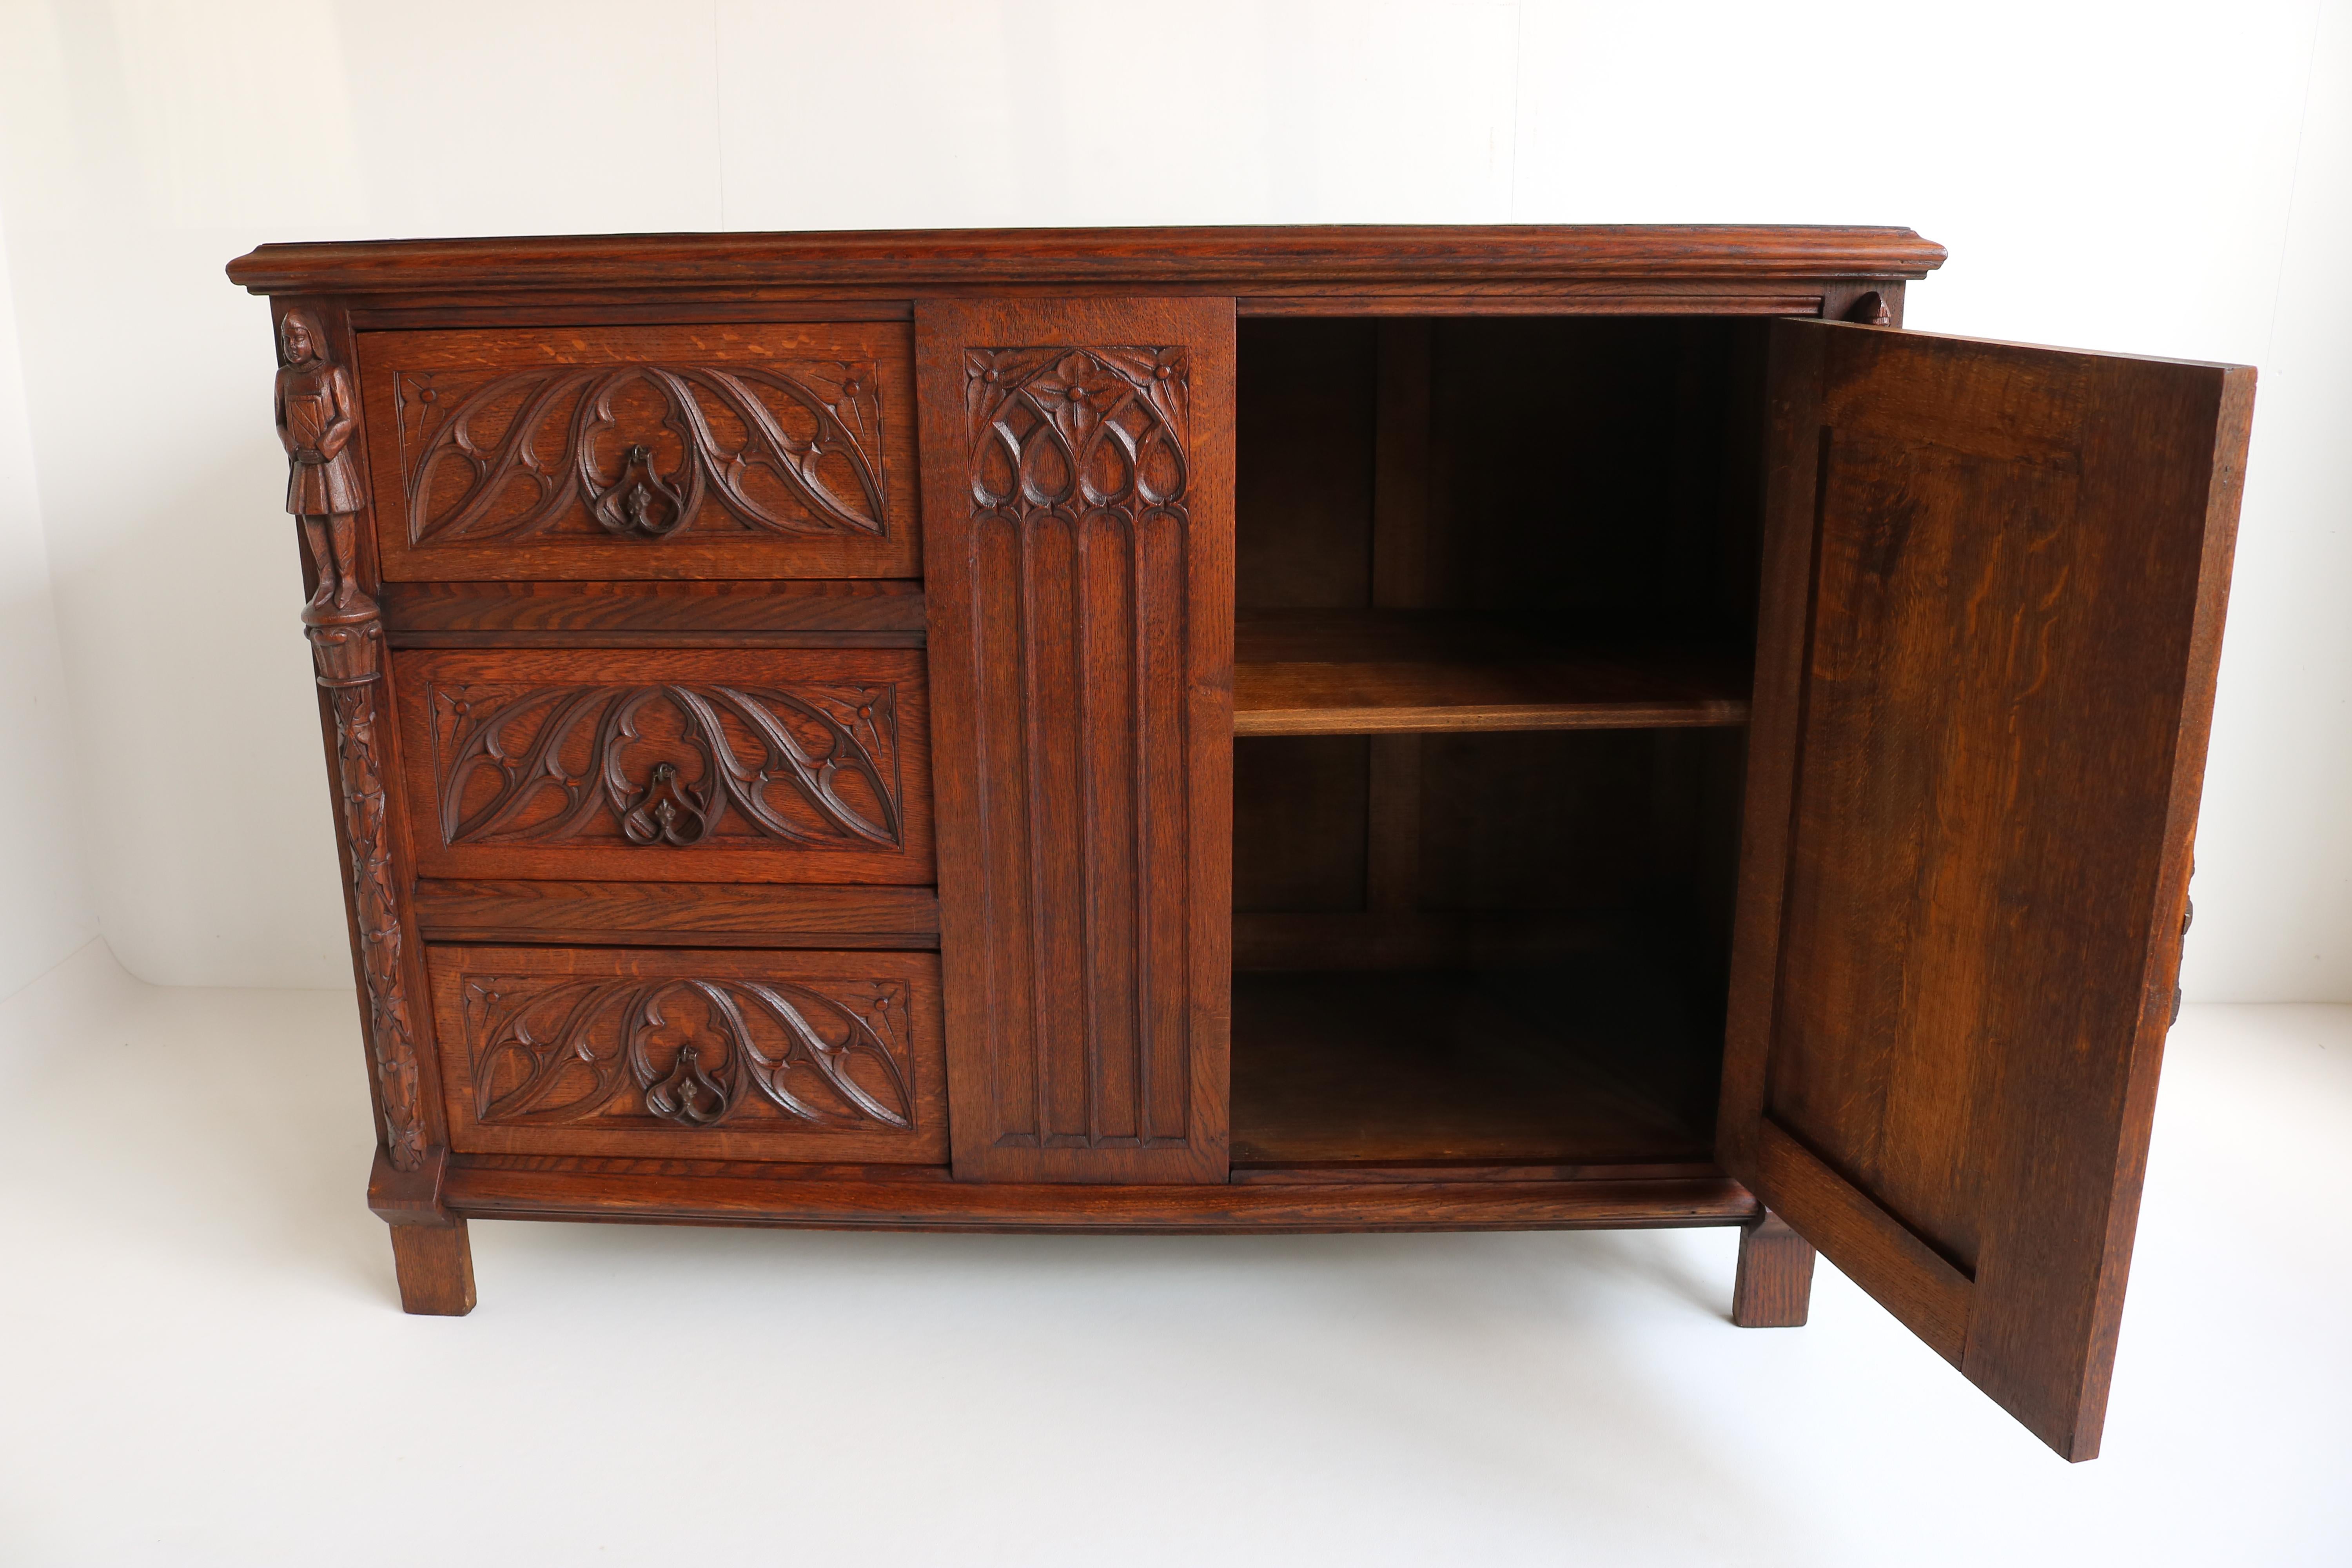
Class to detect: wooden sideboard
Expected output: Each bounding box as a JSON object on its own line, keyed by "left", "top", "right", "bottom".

{"left": 226, "top": 226, "right": 2251, "bottom": 1461}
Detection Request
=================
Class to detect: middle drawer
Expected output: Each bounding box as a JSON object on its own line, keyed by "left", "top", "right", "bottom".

{"left": 392, "top": 646, "right": 932, "bottom": 884}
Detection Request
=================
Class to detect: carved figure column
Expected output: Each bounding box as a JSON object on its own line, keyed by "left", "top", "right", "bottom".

{"left": 278, "top": 308, "right": 429, "bottom": 1175}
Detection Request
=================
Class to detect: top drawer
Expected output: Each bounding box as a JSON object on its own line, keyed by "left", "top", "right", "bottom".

{"left": 355, "top": 323, "right": 917, "bottom": 581}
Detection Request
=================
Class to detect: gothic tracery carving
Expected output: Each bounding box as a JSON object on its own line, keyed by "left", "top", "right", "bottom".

{"left": 430, "top": 681, "right": 904, "bottom": 850}
{"left": 460, "top": 975, "right": 916, "bottom": 1132}
{"left": 395, "top": 361, "right": 887, "bottom": 544}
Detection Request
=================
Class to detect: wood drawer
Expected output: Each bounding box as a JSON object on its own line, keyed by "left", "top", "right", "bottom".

{"left": 356, "top": 323, "right": 917, "bottom": 580}
{"left": 428, "top": 946, "right": 947, "bottom": 1162}
{"left": 393, "top": 646, "right": 932, "bottom": 884}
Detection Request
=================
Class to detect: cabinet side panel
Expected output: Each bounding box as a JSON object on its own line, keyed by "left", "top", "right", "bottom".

{"left": 919, "top": 299, "right": 1235, "bottom": 1183}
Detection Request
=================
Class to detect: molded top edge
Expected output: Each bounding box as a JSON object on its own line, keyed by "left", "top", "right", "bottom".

{"left": 226, "top": 223, "right": 1947, "bottom": 296}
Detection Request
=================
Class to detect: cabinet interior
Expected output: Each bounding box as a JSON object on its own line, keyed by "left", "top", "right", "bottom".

{"left": 1230, "top": 316, "right": 1766, "bottom": 1170}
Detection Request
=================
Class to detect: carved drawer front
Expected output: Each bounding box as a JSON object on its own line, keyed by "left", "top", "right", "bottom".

{"left": 429, "top": 945, "right": 947, "bottom": 1162}
{"left": 394, "top": 646, "right": 933, "bottom": 884}
{"left": 356, "top": 323, "right": 916, "bottom": 581}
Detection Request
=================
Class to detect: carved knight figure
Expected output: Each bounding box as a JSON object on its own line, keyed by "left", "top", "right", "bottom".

{"left": 274, "top": 308, "right": 372, "bottom": 620}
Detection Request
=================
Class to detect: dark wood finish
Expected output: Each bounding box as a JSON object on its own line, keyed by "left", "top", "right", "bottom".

{"left": 276, "top": 301, "right": 449, "bottom": 1193}
{"left": 229, "top": 225, "right": 1948, "bottom": 296}
{"left": 237, "top": 225, "right": 2250, "bottom": 1463}
{"left": 412, "top": 880, "right": 940, "bottom": 948}
{"left": 1230, "top": 1161, "right": 1724, "bottom": 1185}
{"left": 1731, "top": 1209, "right": 1815, "bottom": 1327}
{"left": 1230, "top": 971, "right": 1715, "bottom": 1166}
{"left": 1233, "top": 910, "right": 1623, "bottom": 973}
{"left": 427, "top": 945, "right": 947, "bottom": 1163}
{"left": 355, "top": 323, "right": 918, "bottom": 581}
{"left": 388, "top": 1221, "right": 476, "bottom": 1316}
{"left": 383, "top": 579, "right": 925, "bottom": 647}
{"left": 391, "top": 646, "right": 931, "bottom": 885}
{"left": 1235, "top": 609, "right": 1752, "bottom": 734}
{"left": 1721, "top": 319, "right": 2252, "bottom": 1459}
{"left": 443, "top": 1162, "right": 1759, "bottom": 1232}
{"left": 918, "top": 298, "right": 1236, "bottom": 1184}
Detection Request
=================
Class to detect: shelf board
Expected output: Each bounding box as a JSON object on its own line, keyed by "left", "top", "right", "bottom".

{"left": 1234, "top": 609, "right": 1751, "bottom": 736}
{"left": 1230, "top": 966, "right": 1718, "bottom": 1167}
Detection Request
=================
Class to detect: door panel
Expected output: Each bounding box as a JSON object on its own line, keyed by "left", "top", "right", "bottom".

{"left": 917, "top": 298, "right": 1236, "bottom": 1183}
{"left": 1723, "top": 320, "right": 2251, "bottom": 1459}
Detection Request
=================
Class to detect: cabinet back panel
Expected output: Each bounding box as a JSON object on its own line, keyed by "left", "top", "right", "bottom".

{"left": 1237, "top": 316, "right": 1759, "bottom": 632}
{"left": 1428, "top": 318, "right": 1750, "bottom": 627}
{"left": 1236, "top": 320, "right": 1378, "bottom": 609}
{"left": 1234, "top": 735, "right": 1370, "bottom": 913}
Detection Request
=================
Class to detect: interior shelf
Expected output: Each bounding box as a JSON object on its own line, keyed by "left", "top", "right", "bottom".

{"left": 1233, "top": 609, "right": 1752, "bottom": 737}
{"left": 1230, "top": 964, "right": 1720, "bottom": 1168}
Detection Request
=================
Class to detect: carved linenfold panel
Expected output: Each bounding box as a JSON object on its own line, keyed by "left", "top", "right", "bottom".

{"left": 394, "top": 359, "right": 886, "bottom": 545}
{"left": 922, "top": 302, "right": 1234, "bottom": 1183}
{"left": 461, "top": 974, "right": 915, "bottom": 1132}
{"left": 428, "top": 680, "right": 902, "bottom": 851}
{"left": 309, "top": 618, "right": 430, "bottom": 1174}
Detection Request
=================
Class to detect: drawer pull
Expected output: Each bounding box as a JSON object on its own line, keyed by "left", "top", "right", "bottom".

{"left": 592, "top": 443, "right": 689, "bottom": 539}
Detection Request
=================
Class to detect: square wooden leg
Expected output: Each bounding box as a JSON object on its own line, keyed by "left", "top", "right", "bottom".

{"left": 1732, "top": 1208, "right": 1815, "bottom": 1327}
{"left": 388, "top": 1220, "right": 477, "bottom": 1316}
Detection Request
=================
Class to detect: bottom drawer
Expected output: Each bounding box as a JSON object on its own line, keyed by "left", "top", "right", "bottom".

{"left": 428, "top": 945, "right": 946, "bottom": 1163}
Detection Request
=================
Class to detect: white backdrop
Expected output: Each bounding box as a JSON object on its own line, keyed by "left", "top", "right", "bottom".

{"left": 1, "top": 0, "right": 2346, "bottom": 1000}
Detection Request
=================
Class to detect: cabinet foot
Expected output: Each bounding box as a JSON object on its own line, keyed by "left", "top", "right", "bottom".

{"left": 1732, "top": 1208, "right": 1814, "bottom": 1327}
{"left": 388, "top": 1220, "right": 476, "bottom": 1316}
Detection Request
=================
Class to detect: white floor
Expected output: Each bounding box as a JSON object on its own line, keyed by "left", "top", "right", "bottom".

{"left": 1, "top": 941, "right": 2346, "bottom": 1566}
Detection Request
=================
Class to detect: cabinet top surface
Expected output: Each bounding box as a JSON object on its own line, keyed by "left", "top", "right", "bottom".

{"left": 225, "top": 223, "right": 1945, "bottom": 296}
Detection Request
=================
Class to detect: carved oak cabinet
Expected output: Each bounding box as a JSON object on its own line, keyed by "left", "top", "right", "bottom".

{"left": 226, "top": 227, "right": 2250, "bottom": 1461}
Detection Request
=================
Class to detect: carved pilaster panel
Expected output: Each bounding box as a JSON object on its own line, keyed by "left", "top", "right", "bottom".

{"left": 313, "top": 621, "right": 430, "bottom": 1173}
{"left": 916, "top": 299, "right": 1235, "bottom": 1184}
{"left": 279, "top": 299, "right": 438, "bottom": 1179}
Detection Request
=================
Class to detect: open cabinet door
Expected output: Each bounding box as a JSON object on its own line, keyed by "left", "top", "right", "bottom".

{"left": 916, "top": 298, "right": 1236, "bottom": 1183}
{"left": 1721, "top": 319, "right": 2252, "bottom": 1459}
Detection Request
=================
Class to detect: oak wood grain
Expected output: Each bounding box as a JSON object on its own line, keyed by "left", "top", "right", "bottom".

{"left": 229, "top": 225, "right": 1947, "bottom": 295}
{"left": 1235, "top": 609, "right": 1752, "bottom": 735}
{"left": 441, "top": 1165, "right": 1761, "bottom": 1232}
{"left": 1721, "top": 319, "right": 2253, "bottom": 1459}
{"left": 918, "top": 298, "right": 1237, "bottom": 1184}
{"left": 382, "top": 579, "right": 925, "bottom": 648}
{"left": 1230, "top": 969, "right": 1717, "bottom": 1166}
{"left": 388, "top": 1221, "right": 475, "bottom": 1316}
{"left": 355, "top": 322, "right": 918, "bottom": 581}
{"left": 390, "top": 645, "right": 932, "bottom": 886}
{"left": 1731, "top": 1208, "right": 1816, "bottom": 1327}
{"left": 426, "top": 945, "right": 948, "bottom": 1164}
{"left": 412, "top": 880, "right": 940, "bottom": 948}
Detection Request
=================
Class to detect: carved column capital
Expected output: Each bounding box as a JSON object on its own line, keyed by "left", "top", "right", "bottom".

{"left": 306, "top": 612, "right": 384, "bottom": 686}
